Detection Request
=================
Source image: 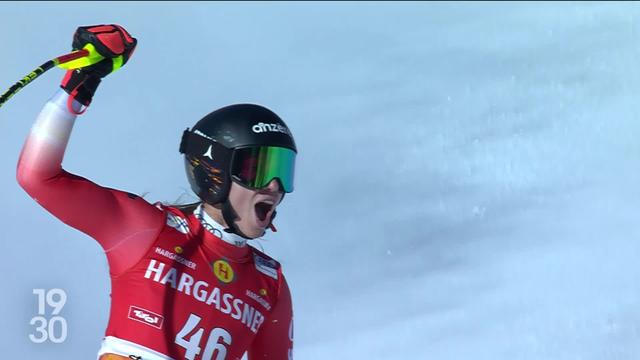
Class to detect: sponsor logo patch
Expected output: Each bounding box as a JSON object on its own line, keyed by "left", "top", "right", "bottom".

{"left": 213, "top": 259, "right": 235, "bottom": 283}
{"left": 166, "top": 213, "right": 190, "bottom": 234}
{"left": 155, "top": 247, "right": 197, "bottom": 270}
{"left": 254, "top": 254, "right": 278, "bottom": 280}
{"left": 246, "top": 289, "right": 272, "bottom": 311}
{"left": 128, "top": 306, "right": 164, "bottom": 329}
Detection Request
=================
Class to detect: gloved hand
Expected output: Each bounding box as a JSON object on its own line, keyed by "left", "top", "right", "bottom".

{"left": 60, "top": 24, "right": 137, "bottom": 109}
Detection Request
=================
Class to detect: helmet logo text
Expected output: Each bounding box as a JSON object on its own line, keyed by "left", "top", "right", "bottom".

{"left": 252, "top": 122, "right": 291, "bottom": 136}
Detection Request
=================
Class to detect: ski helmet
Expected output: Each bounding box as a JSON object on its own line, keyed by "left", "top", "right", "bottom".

{"left": 179, "top": 104, "right": 297, "bottom": 206}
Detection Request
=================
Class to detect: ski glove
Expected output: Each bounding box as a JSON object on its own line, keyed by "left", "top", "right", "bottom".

{"left": 60, "top": 24, "right": 137, "bottom": 111}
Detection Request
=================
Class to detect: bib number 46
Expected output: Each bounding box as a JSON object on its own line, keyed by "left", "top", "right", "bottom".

{"left": 176, "top": 314, "right": 232, "bottom": 360}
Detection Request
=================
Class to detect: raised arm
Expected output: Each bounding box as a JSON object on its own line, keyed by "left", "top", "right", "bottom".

{"left": 16, "top": 25, "right": 163, "bottom": 276}
{"left": 249, "top": 275, "right": 294, "bottom": 360}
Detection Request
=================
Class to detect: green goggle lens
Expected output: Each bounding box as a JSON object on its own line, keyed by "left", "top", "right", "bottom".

{"left": 231, "top": 146, "right": 296, "bottom": 193}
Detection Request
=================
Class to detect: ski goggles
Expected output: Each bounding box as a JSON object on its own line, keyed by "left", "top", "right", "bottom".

{"left": 231, "top": 146, "right": 296, "bottom": 193}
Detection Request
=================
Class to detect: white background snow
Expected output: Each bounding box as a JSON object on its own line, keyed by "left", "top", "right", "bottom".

{"left": 1, "top": 2, "right": 639, "bottom": 359}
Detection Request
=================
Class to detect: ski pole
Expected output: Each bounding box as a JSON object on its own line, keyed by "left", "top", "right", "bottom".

{"left": 0, "top": 48, "right": 98, "bottom": 109}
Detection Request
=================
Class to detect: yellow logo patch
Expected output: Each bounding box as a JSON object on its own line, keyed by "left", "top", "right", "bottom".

{"left": 174, "top": 246, "right": 183, "bottom": 254}
{"left": 213, "top": 260, "right": 234, "bottom": 283}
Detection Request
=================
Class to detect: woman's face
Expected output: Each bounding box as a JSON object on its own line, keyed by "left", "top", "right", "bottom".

{"left": 228, "top": 179, "right": 284, "bottom": 238}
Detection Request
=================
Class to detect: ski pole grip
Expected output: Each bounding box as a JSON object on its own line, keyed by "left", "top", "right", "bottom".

{"left": 54, "top": 50, "right": 90, "bottom": 66}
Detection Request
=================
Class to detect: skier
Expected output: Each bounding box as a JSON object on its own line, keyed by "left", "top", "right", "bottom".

{"left": 17, "top": 25, "right": 295, "bottom": 360}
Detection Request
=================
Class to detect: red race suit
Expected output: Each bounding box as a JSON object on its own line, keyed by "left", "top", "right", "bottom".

{"left": 17, "top": 90, "right": 294, "bottom": 360}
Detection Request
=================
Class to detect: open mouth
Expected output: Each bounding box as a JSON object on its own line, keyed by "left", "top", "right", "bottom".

{"left": 254, "top": 201, "right": 274, "bottom": 222}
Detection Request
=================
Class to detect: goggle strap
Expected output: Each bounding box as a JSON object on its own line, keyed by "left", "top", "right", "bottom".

{"left": 178, "top": 128, "right": 190, "bottom": 154}
{"left": 179, "top": 129, "right": 228, "bottom": 159}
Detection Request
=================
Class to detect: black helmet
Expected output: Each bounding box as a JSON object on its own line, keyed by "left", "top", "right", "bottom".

{"left": 179, "top": 104, "right": 297, "bottom": 205}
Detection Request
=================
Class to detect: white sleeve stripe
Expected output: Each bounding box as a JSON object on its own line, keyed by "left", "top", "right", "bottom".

{"left": 97, "top": 336, "right": 175, "bottom": 360}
